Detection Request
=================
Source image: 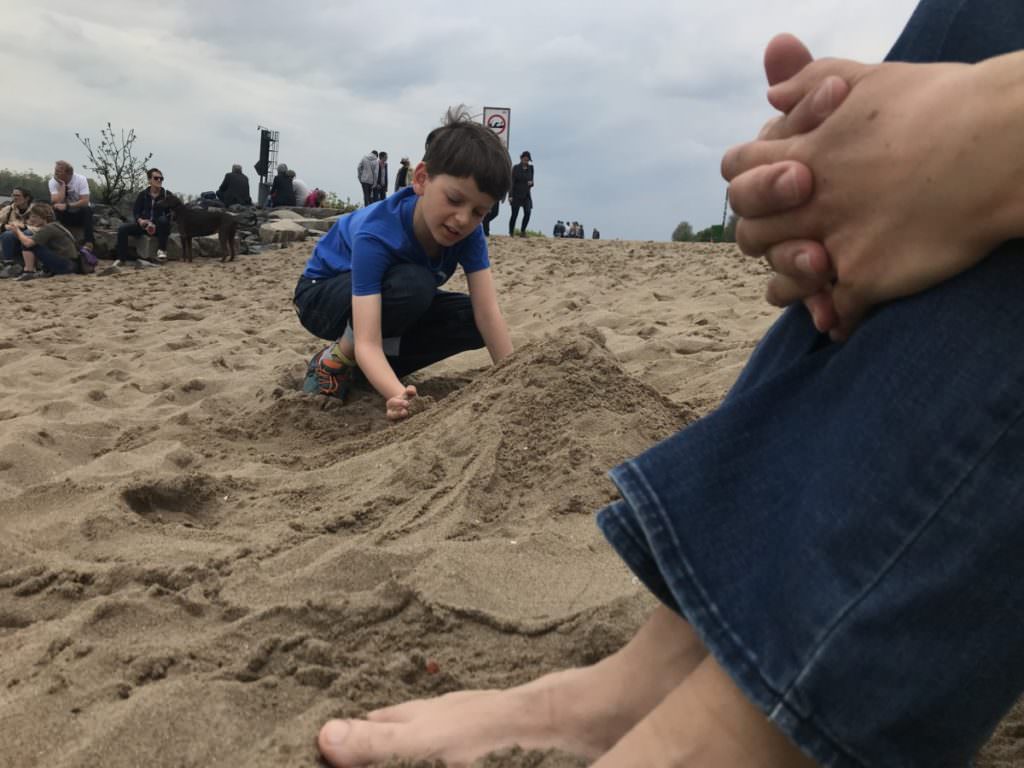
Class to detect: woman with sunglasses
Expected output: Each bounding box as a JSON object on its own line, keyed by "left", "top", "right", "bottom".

{"left": 114, "top": 168, "right": 170, "bottom": 267}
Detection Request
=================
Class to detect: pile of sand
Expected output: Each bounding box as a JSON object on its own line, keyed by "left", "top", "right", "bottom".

{"left": 0, "top": 237, "right": 1019, "bottom": 766}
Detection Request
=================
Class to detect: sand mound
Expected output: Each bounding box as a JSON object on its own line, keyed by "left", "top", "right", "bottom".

{"left": 0, "top": 314, "right": 683, "bottom": 765}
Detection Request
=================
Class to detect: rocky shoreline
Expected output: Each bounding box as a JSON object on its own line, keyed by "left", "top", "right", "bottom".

{"left": 83, "top": 203, "right": 355, "bottom": 261}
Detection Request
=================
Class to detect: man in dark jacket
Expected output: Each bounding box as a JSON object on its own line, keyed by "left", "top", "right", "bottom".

{"left": 114, "top": 167, "right": 171, "bottom": 266}
{"left": 217, "top": 164, "right": 252, "bottom": 206}
{"left": 372, "top": 151, "right": 389, "bottom": 202}
{"left": 270, "top": 163, "right": 297, "bottom": 207}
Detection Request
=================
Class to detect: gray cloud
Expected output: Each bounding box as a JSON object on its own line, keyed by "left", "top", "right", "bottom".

{"left": 4, "top": 0, "right": 919, "bottom": 240}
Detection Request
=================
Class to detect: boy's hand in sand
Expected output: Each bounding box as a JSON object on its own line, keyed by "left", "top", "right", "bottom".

{"left": 724, "top": 47, "right": 1024, "bottom": 339}
{"left": 386, "top": 385, "right": 418, "bottom": 421}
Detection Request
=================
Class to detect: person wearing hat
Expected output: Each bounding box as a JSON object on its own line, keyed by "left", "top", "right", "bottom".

{"left": 394, "top": 157, "right": 412, "bottom": 190}
{"left": 508, "top": 150, "right": 534, "bottom": 237}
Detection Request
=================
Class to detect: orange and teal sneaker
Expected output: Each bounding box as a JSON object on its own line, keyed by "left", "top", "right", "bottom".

{"left": 302, "top": 348, "right": 355, "bottom": 401}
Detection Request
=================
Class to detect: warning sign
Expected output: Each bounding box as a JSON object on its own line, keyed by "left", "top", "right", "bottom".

{"left": 482, "top": 106, "right": 511, "bottom": 149}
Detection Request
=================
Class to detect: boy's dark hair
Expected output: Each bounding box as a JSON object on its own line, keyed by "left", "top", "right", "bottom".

{"left": 147, "top": 167, "right": 163, "bottom": 179}
{"left": 423, "top": 106, "right": 511, "bottom": 201}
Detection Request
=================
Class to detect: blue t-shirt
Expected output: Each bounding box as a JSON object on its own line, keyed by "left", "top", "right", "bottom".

{"left": 301, "top": 187, "right": 490, "bottom": 295}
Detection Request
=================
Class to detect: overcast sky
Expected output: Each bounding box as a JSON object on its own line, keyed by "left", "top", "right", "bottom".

{"left": 3, "top": 1, "right": 920, "bottom": 241}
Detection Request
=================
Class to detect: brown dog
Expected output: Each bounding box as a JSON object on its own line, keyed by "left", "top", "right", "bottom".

{"left": 159, "top": 194, "right": 239, "bottom": 262}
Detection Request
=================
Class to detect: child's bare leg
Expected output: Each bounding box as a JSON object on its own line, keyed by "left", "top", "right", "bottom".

{"left": 594, "top": 654, "right": 817, "bottom": 768}
{"left": 318, "top": 605, "right": 708, "bottom": 766}
{"left": 22, "top": 251, "right": 37, "bottom": 272}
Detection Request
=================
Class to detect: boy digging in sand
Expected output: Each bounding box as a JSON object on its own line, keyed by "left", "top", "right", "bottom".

{"left": 294, "top": 108, "right": 514, "bottom": 420}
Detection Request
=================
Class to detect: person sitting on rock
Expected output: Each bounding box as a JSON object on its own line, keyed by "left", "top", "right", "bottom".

{"left": 114, "top": 168, "right": 170, "bottom": 267}
{"left": 216, "top": 163, "right": 252, "bottom": 207}
{"left": 270, "top": 163, "right": 296, "bottom": 207}
{"left": 0, "top": 187, "right": 33, "bottom": 278}
{"left": 304, "top": 188, "right": 327, "bottom": 208}
{"left": 48, "top": 160, "right": 95, "bottom": 258}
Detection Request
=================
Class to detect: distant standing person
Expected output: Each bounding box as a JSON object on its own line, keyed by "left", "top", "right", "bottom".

{"left": 217, "top": 163, "right": 252, "bottom": 206}
{"left": 372, "top": 151, "right": 389, "bottom": 202}
{"left": 508, "top": 150, "right": 533, "bottom": 237}
{"left": 270, "top": 163, "right": 296, "bottom": 207}
{"left": 49, "top": 160, "right": 95, "bottom": 256}
{"left": 357, "top": 150, "right": 379, "bottom": 206}
{"left": 394, "top": 157, "right": 412, "bottom": 190}
{"left": 592, "top": 227, "right": 600, "bottom": 240}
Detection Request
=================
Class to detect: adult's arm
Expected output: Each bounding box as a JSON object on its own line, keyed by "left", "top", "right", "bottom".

{"left": 466, "top": 268, "right": 513, "bottom": 363}
{"left": 723, "top": 48, "right": 1024, "bottom": 338}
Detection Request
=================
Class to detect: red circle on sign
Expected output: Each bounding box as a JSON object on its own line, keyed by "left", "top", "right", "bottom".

{"left": 487, "top": 115, "right": 507, "bottom": 134}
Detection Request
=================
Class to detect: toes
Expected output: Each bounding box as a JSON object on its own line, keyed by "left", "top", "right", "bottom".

{"left": 319, "top": 719, "right": 425, "bottom": 767}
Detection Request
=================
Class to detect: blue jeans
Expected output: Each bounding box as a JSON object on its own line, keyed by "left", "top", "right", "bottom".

{"left": 598, "top": 2, "right": 1024, "bottom": 765}
{"left": 0, "top": 230, "right": 23, "bottom": 264}
{"left": 293, "top": 263, "right": 485, "bottom": 378}
{"left": 31, "top": 244, "right": 77, "bottom": 275}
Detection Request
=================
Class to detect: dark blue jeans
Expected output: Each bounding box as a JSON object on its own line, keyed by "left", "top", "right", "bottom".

{"left": 598, "top": 2, "right": 1024, "bottom": 766}
{"left": 31, "top": 244, "right": 77, "bottom": 275}
{"left": 0, "top": 230, "right": 23, "bottom": 264}
{"left": 293, "top": 263, "right": 485, "bottom": 378}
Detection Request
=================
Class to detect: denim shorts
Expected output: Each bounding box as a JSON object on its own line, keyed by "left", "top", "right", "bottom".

{"left": 598, "top": 240, "right": 1024, "bottom": 766}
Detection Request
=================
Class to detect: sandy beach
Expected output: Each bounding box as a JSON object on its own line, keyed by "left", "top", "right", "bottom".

{"left": 0, "top": 237, "right": 1020, "bottom": 767}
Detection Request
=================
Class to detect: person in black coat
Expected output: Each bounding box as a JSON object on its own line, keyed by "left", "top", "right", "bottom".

{"left": 270, "top": 163, "right": 296, "bottom": 207}
{"left": 217, "top": 164, "right": 252, "bottom": 206}
{"left": 508, "top": 151, "right": 534, "bottom": 237}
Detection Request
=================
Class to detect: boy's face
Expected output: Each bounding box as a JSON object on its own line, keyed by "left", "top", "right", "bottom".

{"left": 27, "top": 214, "right": 44, "bottom": 228}
{"left": 412, "top": 163, "right": 495, "bottom": 249}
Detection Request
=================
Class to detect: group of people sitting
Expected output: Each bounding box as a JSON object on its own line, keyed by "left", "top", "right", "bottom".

{"left": 267, "top": 163, "right": 327, "bottom": 208}
{"left": 0, "top": 192, "right": 94, "bottom": 282}
{"left": 0, "top": 161, "right": 101, "bottom": 281}
{"left": 0, "top": 159, "right": 339, "bottom": 281}
{"left": 553, "top": 219, "right": 598, "bottom": 239}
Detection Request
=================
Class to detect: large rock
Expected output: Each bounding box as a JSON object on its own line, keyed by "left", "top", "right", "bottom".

{"left": 192, "top": 234, "right": 242, "bottom": 259}
{"left": 259, "top": 220, "right": 308, "bottom": 244}
{"left": 295, "top": 216, "right": 341, "bottom": 233}
{"left": 267, "top": 209, "right": 305, "bottom": 221}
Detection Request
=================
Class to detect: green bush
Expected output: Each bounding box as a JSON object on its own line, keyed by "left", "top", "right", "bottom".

{"left": 321, "top": 191, "right": 359, "bottom": 214}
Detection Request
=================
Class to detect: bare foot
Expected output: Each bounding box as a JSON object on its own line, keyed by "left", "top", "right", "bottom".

{"left": 594, "top": 655, "right": 818, "bottom": 768}
{"left": 318, "top": 607, "right": 709, "bottom": 766}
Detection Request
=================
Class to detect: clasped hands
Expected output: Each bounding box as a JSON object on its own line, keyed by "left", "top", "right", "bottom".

{"left": 723, "top": 34, "right": 1000, "bottom": 340}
